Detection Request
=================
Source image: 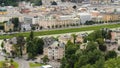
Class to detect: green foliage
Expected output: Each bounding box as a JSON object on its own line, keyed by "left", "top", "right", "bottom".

{"left": 0, "top": 60, "right": 19, "bottom": 68}
{"left": 29, "top": 62, "right": 44, "bottom": 67}
{"left": 34, "top": 0, "right": 42, "bottom": 6}
{"left": 87, "top": 30, "right": 103, "bottom": 41}
{"left": 34, "top": 38, "right": 44, "bottom": 54}
{"left": 60, "top": 27, "right": 118, "bottom": 68}
{"left": 85, "top": 20, "right": 96, "bottom": 25}
{"left": 105, "top": 51, "right": 117, "bottom": 60}
{"left": 16, "top": 35, "right": 25, "bottom": 57}
{"left": 71, "top": 34, "right": 77, "bottom": 44}
{"left": 104, "top": 57, "right": 120, "bottom": 68}
{"left": 42, "top": 55, "right": 49, "bottom": 64}
{"left": 1, "top": 42, "right": 4, "bottom": 48}
{"left": 60, "top": 57, "right": 67, "bottom": 68}
{"left": 10, "top": 58, "right": 14, "bottom": 63}
{"left": 26, "top": 31, "right": 44, "bottom": 59}
{"left": 0, "top": 0, "right": 18, "bottom": 6}
{"left": 99, "top": 45, "right": 107, "bottom": 52}
{"left": 93, "top": 58, "right": 105, "bottom": 68}
{"left": 11, "top": 18, "right": 19, "bottom": 31}
{"left": 85, "top": 41, "right": 98, "bottom": 52}
{"left": 61, "top": 41, "right": 105, "bottom": 68}
{"left": 118, "top": 46, "right": 120, "bottom": 51}
{"left": 96, "top": 38, "right": 104, "bottom": 45}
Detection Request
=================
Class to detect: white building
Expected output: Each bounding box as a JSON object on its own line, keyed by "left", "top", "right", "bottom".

{"left": 78, "top": 12, "right": 92, "bottom": 24}
{"left": 21, "top": 23, "right": 31, "bottom": 31}
{"left": 24, "top": 16, "right": 39, "bottom": 24}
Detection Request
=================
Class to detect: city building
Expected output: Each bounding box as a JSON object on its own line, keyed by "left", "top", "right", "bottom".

{"left": 0, "top": 7, "right": 7, "bottom": 15}
{"left": 76, "top": 34, "right": 84, "bottom": 43}
{"left": 90, "top": 0, "right": 111, "bottom": 4}
{"left": 78, "top": 12, "right": 92, "bottom": 24}
{"left": 20, "top": 23, "right": 31, "bottom": 31}
{"left": 24, "top": 16, "right": 39, "bottom": 24}
{"left": 43, "top": 41, "right": 64, "bottom": 60}
{"left": 4, "top": 21, "right": 14, "bottom": 32}
{"left": 58, "top": 35, "right": 74, "bottom": 44}
{"left": 101, "top": 13, "right": 120, "bottom": 22}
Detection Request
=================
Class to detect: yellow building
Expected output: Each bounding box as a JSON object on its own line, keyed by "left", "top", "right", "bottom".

{"left": 4, "top": 21, "right": 14, "bottom": 32}
{"left": 0, "top": 7, "right": 7, "bottom": 15}
{"left": 90, "top": 0, "right": 111, "bottom": 4}
{"left": 101, "top": 13, "right": 120, "bottom": 22}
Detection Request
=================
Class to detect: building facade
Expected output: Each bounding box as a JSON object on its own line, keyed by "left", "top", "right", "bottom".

{"left": 43, "top": 41, "right": 64, "bottom": 60}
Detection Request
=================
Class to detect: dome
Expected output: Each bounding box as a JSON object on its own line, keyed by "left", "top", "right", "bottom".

{"left": 0, "top": 7, "right": 7, "bottom": 11}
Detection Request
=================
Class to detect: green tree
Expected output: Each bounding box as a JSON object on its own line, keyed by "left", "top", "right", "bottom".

{"left": 60, "top": 57, "right": 67, "bottom": 68}
{"left": 99, "top": 44, "right": 107, "bottom": 52}
{"left": 10, "top": 58, "right": 14, "bottom": 63}
{"left": 34, "top": 0, "right": 42, "bottom": 6}
{"left": 34, "top": 37, "right": 44, "bottom": 54}
{"left": 11, "top": 18, "right": 19, "bottom": 31}
{"left": 104, "top": 57, "right": 120, "bottom": 68}
{"left": 27, "top": 41, "right": 36, "bottom": 59}
{"left": 93, "top": 57, "right": 105, "bottom": 68}
{"left": 96, "top": 38, "right": 104, "bottom": 45}
{"left": 118, "top": 46, "right": 120, "bottom": 51}
{"left": 1, "top": 42, "right": 4, "bottom": 49}
{"left": 105, "top": 51, "right": 117, "bottom": 60}
{"left": 71, "top": 34, "right": 77, "bottom": 44}
{"left": 62, "top": 41, "right": 79, "bottom": 68}
{"left": 85, "top": 41, "right": 98, "bottom": 52}
{"left": 42, "top": 55, "right": 49, "bottom": 64}
{"left": 27, "top": 31, "right": 34, "bottom": 41}
{"left": 26, "top": 31, "right": 44, "bottom": 59}
{"left": 16, "top": 35, "right": 26, "bottom": 57}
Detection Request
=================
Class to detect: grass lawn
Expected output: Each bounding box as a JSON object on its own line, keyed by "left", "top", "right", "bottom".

{"left": 0, "top": 61, "right": 19, "bottom": 68}
{"left": 0, "top": 24, "right": 120, "bottom": 39}
{"left": 29, "top": 62, "right": 44, "bottom": 68}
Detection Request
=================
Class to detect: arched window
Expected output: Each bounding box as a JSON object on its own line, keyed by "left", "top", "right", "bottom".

{"left": 48, "top": 47, "right": 52, "bottom": 49}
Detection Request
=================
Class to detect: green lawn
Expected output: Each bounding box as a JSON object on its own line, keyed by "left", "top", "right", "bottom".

{"left": 0, "top": 61, "right": 19, "bottom": 68}
{"left": 29, "top": 62, "right": 44, "bottom": 68}
{"left": 0, "top": 24, "right": 120, "bottom": 39}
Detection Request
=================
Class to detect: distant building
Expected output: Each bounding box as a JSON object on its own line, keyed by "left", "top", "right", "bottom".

{"left": 76, "top": 34, "right": 84, "bottom": 43}
{"left": 58, "top": 35, "right": 74, "bottom": 44}
{"left": 3, "top": 37, "right": 26, "bottom": 56}
{"left": 20, "top": 8, "right": 31, "bottom": 14}
{"left": 4, "top": 21, "right": 14, "bottom": 32}
{"left": 78, "top": 12, "right": 92, "bottom": 24}
{"left": 24, "top": 16, "right": 39, "bottom": 24}
{"left": 43, "top": 41, "right": 65, "bottom": 60}
{"left": 43, "top": 37, "right": 64, "bottom": 60}
{"left": 111, "top": 29, "right": 120, "bottom": 45}
{"left": 101, "top": 13, "right": 120, "bottom": 22}
{"left": 0, "top": 7, "right": 7, "bottom": 15}
{"left": 20, "top": 23, "right": 31, "bottom": 31}
{"left": 42, "top": 0, "right": 61, "bottom": 5}
{"left": 90, "top": 0, "right": 111, "bottom": 4}
{"left": 62, "top": 0, "right": 83, "bottom": 3}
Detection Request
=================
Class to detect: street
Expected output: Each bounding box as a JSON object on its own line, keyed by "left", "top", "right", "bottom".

{"left": 0, "top": 55, "right": 30, "bottom": 68}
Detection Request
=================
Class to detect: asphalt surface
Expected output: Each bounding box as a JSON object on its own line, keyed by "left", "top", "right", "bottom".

{"left": 0, "top": 55, "right": 30, "bottom": 68}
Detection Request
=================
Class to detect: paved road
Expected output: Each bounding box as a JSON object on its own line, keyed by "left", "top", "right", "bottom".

{"left": 0, "top": 55, "right": 30, "bottom": 68}
{"left": 0, "top": 55, "right": 5, "bottom": 61}
{"left": 48, "top": 61, "right": 60, "bottom": 68}
{"left": 15, "top": 58, "right": 30, "bottom": 68}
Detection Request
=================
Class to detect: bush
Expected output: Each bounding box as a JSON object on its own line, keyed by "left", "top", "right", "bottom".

{"left": 118, "top": 46, "right": 120, "bottom": 51}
